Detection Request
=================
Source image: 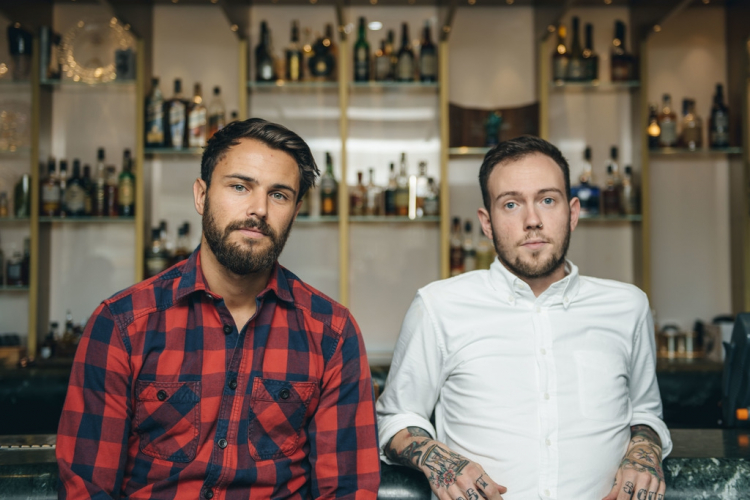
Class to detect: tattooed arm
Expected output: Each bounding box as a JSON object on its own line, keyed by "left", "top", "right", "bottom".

{"left": 384, "top": 427, "right": 507, "bottom": 500}
{"left": 603, "top": 425, "right": 665, "bottom": 500}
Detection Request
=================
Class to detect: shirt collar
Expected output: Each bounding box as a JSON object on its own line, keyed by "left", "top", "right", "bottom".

{"left": 174, "top": 246, "right": 295, "bottom": 305}
{"left": 488, "top": 257, "right": 580, "bottom": 309}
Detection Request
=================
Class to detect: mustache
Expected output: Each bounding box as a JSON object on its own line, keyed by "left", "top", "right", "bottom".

{"left": 225, "top": 218, "right": 273, "bottom": 237}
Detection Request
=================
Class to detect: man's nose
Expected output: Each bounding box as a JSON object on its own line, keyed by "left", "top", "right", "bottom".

{"left": 245, "top": 190, "right": 268, "bottom": 219}
{"left": 524, "top": 206, "right": 542, "bottom": 230}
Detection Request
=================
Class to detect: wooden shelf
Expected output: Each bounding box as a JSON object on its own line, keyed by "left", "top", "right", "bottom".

{"left": 550, "top": 80, "right": 640, "bottom": 91}
{"left": 0, "top": 286, "right": 30, "bottom": 292}
{"left": 39, "top": 216, "right": 136, "bottom": 224}
{"left": 449, "top": 146, "right": 490, "bottom": 157}
{"left": 295, "top": 215, "right": 339, "bottom": 223}
{"left": 349, "top": 215, "right": 441, "bottom": 223}
{"left": 145, "top": 147, "right": 204, "bottom": 156}
{"left": 649, "top": 147, "right": 743, "bottom": 156}
{"left": 578, "top": 214, "right": 642, "bottom": 222}
{"left": 248, "top": 81, "right": 338, "bottom": 91}
{"left": 0, "top": 216, "right": 31, "bottom": 224}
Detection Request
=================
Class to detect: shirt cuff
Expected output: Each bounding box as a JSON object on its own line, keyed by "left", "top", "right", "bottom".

{"left": 631, "top": 414, "right": 673, "bottom": 458}
{"left": 377, "top": 413, "right": 437, "bottom": 465}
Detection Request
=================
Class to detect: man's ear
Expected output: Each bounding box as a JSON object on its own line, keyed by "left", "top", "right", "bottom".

{"left": 477, "top": 207, "right": 493, "bottom": 241}
{"left": 569, "top": 194, "right": 580, "bottom": 232}
{"left": 194, "top": 178, "right": 207, "bottom": 216}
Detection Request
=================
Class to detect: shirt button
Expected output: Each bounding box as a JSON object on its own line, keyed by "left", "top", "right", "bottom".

{"left": 228, "top": 379, "right": 237, "bottom": 390}
{"left": 536, "top": 306, "right": 542, "bottom": 313}
{"left": 544, "top": 488, "right": 550, "bottom": 496}
{"left": 218, "top": 438, "right": 228, "bottom": 449}
{"left": 223, "top": 325, "right": 232, "bottom": 335}
{"left": 204, "top": 489, "right": 214, "bottom": 499}
{"left": 546, "top": 438, "right": 552, "bottom": 446}
{"left": 279, "top": 389, "right": 291, "bottom": 400}
{"left": 206, "top": 293, "right": 213, "bottom": 300}
{"left": 540, "top": 348, "right": 547, "bottom": 355}
{"left": 156, "top": 390, "right": 167, "bottom": 401}
{"left": 544, "top": 393, "right": 550, "bottom": 400}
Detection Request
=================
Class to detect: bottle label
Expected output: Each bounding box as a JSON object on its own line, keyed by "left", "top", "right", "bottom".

{"left": 376, "top": 57, "right": 391, "bottom": 81}
{"left": 119, "top": 178, "right": 134, "bottom": 206}
{"left": 188, "top": 108, "right": 207, "bottom": 147}
{"left": 567, "top": 59, "right": 584, "bottom": 80}
{"left": 395, "top": 189, "right": 409, "bottom": 212}
{"left": 659, "top": 121, "right": 677, "bottom": 146}
{"left": 146, "top": 101, "right": 164, "bottom": 144}
{"left": 146, "top": 257, "right": 170, "bottom": 277}
{"left": 42, "top": 184, "right": 61, "bottom": 212}
{"left": 397, "top": 55, "right": 413, "bottom": 80}
{"left": 288, "top": 54, "right": 300, "bottom": 81}
{"left": 384, "top": 190, "right": 397, "bottom": 215}
{"left": 355, "top": 47, "right": 368, "bottom": 79}
{"left": 64, "top": 185, "right": 86, "bottom": 214}
{"left": 423, "top": 197, "right": 439, "bottom": 216}
{"left": 169, "top": 101, "right": 186, "bottom": 148}
{"left": 553, "top": 57, "right": 568, "bottom": 80}
{"left": 321, "top": 196, "right": 335, "bottom": 215}
{"left": 420, "top": 53, "right": 436, "bottom": 78}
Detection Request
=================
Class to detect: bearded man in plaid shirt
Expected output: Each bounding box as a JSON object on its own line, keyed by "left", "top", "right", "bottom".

{"left": 56, "top": 118, "right": 381, "bottom": 499}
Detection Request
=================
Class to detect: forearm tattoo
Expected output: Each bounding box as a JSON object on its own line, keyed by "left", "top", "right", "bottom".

{"left": 384, "top": 427, "right": 433, "bottom": 471}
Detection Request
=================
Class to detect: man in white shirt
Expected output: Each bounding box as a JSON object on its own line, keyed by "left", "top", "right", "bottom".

{"left": 376, "top": 136, "right": 671, "bottom": 500}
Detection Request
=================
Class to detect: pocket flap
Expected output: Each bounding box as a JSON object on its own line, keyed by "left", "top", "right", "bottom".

{"left": 251, "top": 378, "right": 316, "bottom": 405}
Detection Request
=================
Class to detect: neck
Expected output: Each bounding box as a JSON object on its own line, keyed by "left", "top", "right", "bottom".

{"left": 199, "top": 239, "right": 273, "bottom": 316}
{"left": 501, "top": 260, "right": 568, "bottom": 298}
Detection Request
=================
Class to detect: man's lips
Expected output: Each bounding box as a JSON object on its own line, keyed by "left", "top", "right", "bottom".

{"left": 236, "top": 227, "right": 267, "bottom": 239}
{"left": 521, "top": 239, "right": 548, "bottom": 250}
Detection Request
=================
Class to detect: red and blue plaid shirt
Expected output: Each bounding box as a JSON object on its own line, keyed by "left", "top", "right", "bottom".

{"left": 57, "top": 249, "right": 380, "bottom": 499}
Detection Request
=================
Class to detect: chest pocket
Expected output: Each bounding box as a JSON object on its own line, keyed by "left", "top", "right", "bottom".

{"left": 248, "top": 377, "right": 318, "bottom": 461}
{"left": 134, "top": 380, "right": 201, "bottom": 462}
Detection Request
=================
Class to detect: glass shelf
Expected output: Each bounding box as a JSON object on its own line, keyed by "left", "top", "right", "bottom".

{"left": 0, "top": 147, "right": 31, "bottom": 156}
{"left": 649, "top": 147, "right": 742, "bottom": 156}
{"left": 145, "top": 147, "right": 204, "bottom": 156}
{"left": 350, "top": 81, "right": 439, "bottom": 92}
{"left": 550, "top": 80, "right": 640, "bottom": 91}
{"left": 39, "top": 216, "right": 135, "bottom": 224}
{"left": 295, "top": 215, "right": 339, "bottom": 223}
{"left": 0, "top": 285, "right": 29, "bottom": 292}
{"left": 0, "top": 79, "right": 32, "bottom": 91}
{"left": 0, "top": 216, "right": 30, "bottom": 224}
{"left": 248, "top": 81, "right": 338, "bottom": 91}
{"left": 449, "top": 147, "right": 490, "bottom": 157}
{"left": 349, "top": 215, "right": 440, "bottom": 223}
{"left": 578, "top": 214, "right": 642, "bottom": 222}
{"left": 41, "top": 78, "right": 136, "bottom": 87}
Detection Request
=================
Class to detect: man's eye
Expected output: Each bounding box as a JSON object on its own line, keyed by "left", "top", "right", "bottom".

{"left": 543, "top": 197, "right": 554, "bottom": 204}
{"left": 271, "top": 192, "right": 288, "bottom": 200}
{"left": 504, "top": 202, "right": 516, "bottom": 209}
{"left": 232, "top": 185, "right": 246, "bottom": 192}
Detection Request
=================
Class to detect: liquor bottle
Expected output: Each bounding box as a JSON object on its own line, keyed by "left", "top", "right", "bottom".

{"left": 286, "top": 21, "right": 303, "bottom": 82}
{"left": 571, "top": 147, "right": 600, "bottom": 216}
{"left": 41, "top": 158, "right": 60, "bottom": 217}
{"left": 187, "top": 83, "right": 207, "bottom": 148}
{"left": 680, "top": 98, "right": 702, "bottom": 151}
{"left": 82, "top": 165, "right": 93, "bottom": 215}
{"left": 353, "top": 17, "right": 370, "bottom": 82}
{"left": 386, "top": 30, "right": 397, "bottom": 81}
{"left": 145, "top": 228, "right": 171, "bottom": 278}
{"left": 173, "top": 223, "right": 192, "bottom": 263}
{"left": 364, "top": 168, "right": 382, "bottom": 216}
{"left": 419, "top": 21, "right": 437, "bottom": 83}
{"left": 647, "top": 104, "right": 661, "bottom": 149}
{"left": 396, "top": 23, "right": 415, "bottom": 82}
{"left": 309, "top": 34, "right": 336, "bottom": 81}
{"left": 320, "top": 152, "right": 338, "bottom": 216}
{"left": 582, "top": 23, "right": 598, "bottom": 81}
{"left": 324, "top": 23, "right": 337, "bottom": 61}
{"left": 0, "top": 192, "right": 7, "bottom": 217}
{"left": 384, "top": 162, "right": 397, "bottom": 215}
{"left": 622, "top": 165, "right": 638, "bottom": 215}
{"left": 58, "top": 160, "right": 68, "bottom": 215}
{"left": 6, "top": 248, "right": 24, "bottom": 286}
{"left": 611, "top": 20, "right": 635, "bottom": 82}
{"left": 118, "top": 150, "right": 135, "bottom": 216}
{"left": 301, "top": 27, "right": 314, "bottom": 77}
{"left": 552, "top": 24, "right": 569, "bottom": 83}
{"left": 208, "top": 86, "right": 226, "bottom": 140}
{"left": 415, "top": 161, "right": 430, "bottom": 217}
{"left": 0, "top": 237, "right": 4, "bottom": 284}
{"left": 14, "top": 174, "right": 30, "bottom": 218}
{"left": 449, "top": 217, "right": 464, "bottom": 277}
{"left": 423, "top": 177, "right": 440, "bottom": 217}
{"left": 709, "top": 83, "right": 730, "bottom": 148}
{"left": 92, "top": 148, "right": 107, "bottom": 216}
{"left": 476, "top": 233, "right": 494, "bottom": 270}
{"left": 463, "top": 220, "right": 476, "bottom": 273}
{"left": 158, "top": 220, "right": 171, "bottom": 255}
{"left": 163, "top": 78, "right": 187, "bottom": 149}
{"left": 395, "top": 153, "right": 409, "bottom": 216}
{"left": 145, "top": 77, "right": 164, "bottom": 148}
{"left": 602, "top": 147, "right": 622, "bottom": 216}
{"left": 349, "top": 171, "right": 366, "bottom": 216}
{"left": 657, "top": 94, "right": 678, "bottom": 147}
{"left": 566, "top": 17, "right": 585, "bottom": 81}
{"left": 374, "top": 41, "right": 391, "bottom": 82}
{"left": 298, "top": 189, "right": 311, "bottom": 217}
{"left": 256, "top": 21, "right": 276, "bottom": 82}
{"left": 22, "top": 236, "right": 30, "bottom": 285}
{"left": 104, "top": 166, "right": 119, "bottom": 217}
{"left": 64, "top": 160, "right": 86, "bottom": 217}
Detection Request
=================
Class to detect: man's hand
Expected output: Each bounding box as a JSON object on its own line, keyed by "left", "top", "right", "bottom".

{"left": 603, "top": 425, "right": 665, "bottom": 500}
{"left": 384, "top": 427, "right": 507, "bottom": 500}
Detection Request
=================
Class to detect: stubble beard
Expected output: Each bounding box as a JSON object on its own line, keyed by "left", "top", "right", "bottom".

{"left": 202, "top": 194, "right": 294, "bottom": 275}
{"left": 491, "top": 213, "right": 571, "bottom": 280}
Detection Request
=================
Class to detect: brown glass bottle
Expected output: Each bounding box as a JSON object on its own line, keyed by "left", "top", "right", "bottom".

{"left": 40, "top": 158, "right": 61, "bottom": 217}
{"left": 104, "top": 166, "right": 119, "bottom": 217}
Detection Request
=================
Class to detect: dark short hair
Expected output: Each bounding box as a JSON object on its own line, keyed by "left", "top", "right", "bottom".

{"left": 201, "top": 118, "right": 319, "bottom": 201}
{"left": 478, "top": 135, "right": 571, "bottom": 211}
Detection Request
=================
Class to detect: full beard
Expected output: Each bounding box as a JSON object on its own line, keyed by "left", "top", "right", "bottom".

{"left": 202, "top": 195, "right": 294, "bottom": 275}
{"left": 492, "top": 214, "right": 571, "bottom": 280}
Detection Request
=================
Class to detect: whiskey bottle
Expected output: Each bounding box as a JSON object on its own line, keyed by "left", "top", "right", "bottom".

{"left": 396, "top": 23, "right": 415, "bottom": 82}
{"left": 145, "top": 77, "right": 164, "bottom": 148}
{"left": 0, "top": 238, "right": 4, "bottom": 284}
{"left": 415, "top": 161, "right": 429, "bottom": 217}
{"left": 22, "top": 237, "right": 30, "bottom": 286}
{"left": 602, "top": 148, "right": 622, "bottom": 216}
{"left": 374, "top": 40, "right": 391, "bottom": 82}
{"left": 308, "top": 34, "right": 335, "bottom": 81}
{"left": 419, "top": 21, "right": 437, "bottom": 83}
{"left": 709, "top": 83, "right": 729, "bottom": 148}
{"left": 449, "top": 217, "right": 464, "bottom": 277}
{"left": 552, "top": 24, "right": 569, "bottom": 83}
{"left": 566, "top": 17, "right": 585, "bottom": 81}
{"left": 41, "top": 158, "right": 60, "bottom": 217}
{"left": 14, "top": 174, "right": 30, "bottom": 218}
{"left": 58, "top": 160, "right": 68, "bottom": 216}
{"left": 320, "top": 152, "right": 338, "bottom": 216}
{"left": 208, "top": 86, "right": 226, "bottom": 140}
{"left": 145, "top": 228, "right": 171, "bottom": 278}
{"left": 256, "top": 21, "right": 276, "bottom": 82}
{"left": 164, "top": 79, "right": 187, "bottom": 149}
{"left": 571, "top": 147, "right": 600, "bottom": 216}
{"left": 384, "top": 162, "right": 397, "bottom": 215}
{"left": 286, "top": 21, "right": 303, "bottom": 82}
{"left": 463, "top": 220, "right": 476, "bottom": 273}
{"left": 6, "top": 248, "right": 23, "bottom": 286}
{"left": 582, "top": 23, "right": 598, "bottom": 81}
{"left": 82, "top": 165, "right": 93, "bottom": 215}
{"left": 395, "top": 153, "right": 409, "bottom": 216}
{"left": 386, "top": 30, "right": 397, "bottom": 81}
{"left": 475, "top": 233, "right": 494, "bottom": 270}
{"left": 92, "top": 148, "right": 107, "bottom": 216}
{"left": 118, "top": 150, "right": 135, "bottom": 216}
{"left": 353, "top": 17, "right": 370, "bottom": 82}
{"left": 173, "top": 222, "right": 192, "bottom": 263}
{"left": 423, "top": 178, "right": 439, "bottom": 217}
{"left": 349, "top": 171, "right": 366, "bottom": 216}
{"left": 647, "top": 104, "right": 661, "bottom": 149}
{"left": 64, "top": 160, "right": 86, "bottom": 217}
{"left": 622, "top": 165, "right": 638, "bottom": 215}
{"left": 364, "top": 168, "right": 382, "bottom": 216}
{"left": 657, "top": 94, "right": 678, "bottom": 147}
{"left": 610, "top": 20, "right": 636, "bottom": 82}
{"left": 680, "top": 98, "right": 702, "bottom": 151}
{"left": 301, "top": 27, "right": 314, "bottom": 78}
{"left": 187, "top": 83, "right": 207, "bottom": 148}
{"left": 0, "top": 192, "right": 7, "bottom": 217}
{"left": 104, "top": 166, "right": 119, "bottom": 217}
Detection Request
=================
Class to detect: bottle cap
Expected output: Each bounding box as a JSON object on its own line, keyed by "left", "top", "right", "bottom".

{"left": 97, "top": 148, "right": 105, "bottom": 160}
{"left": 464, "top": 220, "right": 472, "bottom": 232}
{"left": 610, "top": 146, "right": 618, "bottom": 159}
{"left": 584, "top": 147, "right": 591, "bottom": 161}
{"left": 174, "top": 78, "right": 182, "bottom": 93}
{"left": 625, "top": 165, "right": 632, "bottom": 175}
{"left": 214, "top": 86, "right": 220, "bottom": 95}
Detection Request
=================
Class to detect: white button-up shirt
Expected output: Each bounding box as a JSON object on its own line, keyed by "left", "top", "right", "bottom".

{"left": 376, "top": 259, "right": 672, "bottom": 500}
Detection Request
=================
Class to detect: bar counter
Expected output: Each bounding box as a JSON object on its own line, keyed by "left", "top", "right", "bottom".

{"left": 1, "top": 430, "right": 749, "bottom": 500}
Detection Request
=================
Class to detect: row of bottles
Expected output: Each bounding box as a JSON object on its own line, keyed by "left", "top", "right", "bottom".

{"left": 552, "top": 19, "right": 635, "bottom": 83}
{"left": 145, "top": 221, "right": 193, "bottom": 278}
{"left": 449, "top": 218, "right": 494, "bottom": 277}
{"left": 300, "top": 152, "right": 439, "bottom": 218}
{"left": 647, "top": 84, "right": 730, "bottom": 150}
{"left": 256, "top": 21, "right": 337, "bottom": 82}
{"left": 145, "top": 78, "right": 234, "bottom": 149}
{"left": 41, "top": 311, "right": 85, "bottom": 359}
{"left": 0, "top": 236, "right": 30, "bottom": 287}
{"left": 571, "top": 146, "right": 639, "bottom": 217}
{"left": 0, "top": 174, "right": 31, "bottom": 218}
{"left": 40, "top": 148, "right": 135, "bottom": 217}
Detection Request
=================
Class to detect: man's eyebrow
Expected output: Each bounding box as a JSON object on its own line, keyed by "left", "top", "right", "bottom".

{"left": 494, "top": 188, "right": 564, "bottom": 202}
{"left": 224, "top": 174, "right": 297, "bottom": 197}
{"left": 538, "top": 188, "right": 564, "bottom": 196}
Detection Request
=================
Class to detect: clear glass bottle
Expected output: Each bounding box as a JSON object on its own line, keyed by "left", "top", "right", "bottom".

{"left": 349, "top": 171, "right": 366, "bottom": 216}
{"left": 374, "top": 40, "right": 391, "bottom": 82}
{"left": 415, "top": 161, "right": 430, "bottom": 217}
{"left": 566, "top": 17, "right": 585, "bottom": 81}
{"left": 353, "top": 17, "right": 370, "bottom": 82}
{"left": 40, "top": 157, "right": 60, "bottom": 217}
{"left": 419, "top": 20, "right": 437, "bottom": 83}
{"left": 255, "top": 21, "right": 276, "bottom": 82}
{"left": 384, "top": 162, "right": 397, "bottom": 216}
{"left": 622, "top": 165, "right": 639, "bottom": 216}
{"left": 364, "top": 168, "right": 382, "bottom": 216}
{"left": 58, "top": 160, "right": 68, "bottom": 216}
{"left": 395, "top": 153, "right": 409, "bottom": 216}
{"left": 423, "top": 177, "right": 440, "bottom": 217}
{"left": 208, "top": 86, "right": 226, "bottom": 140}
{"left": 449, "top": 217, "right": 464, "bottom": 277}
{"left": 462, "top": 220, "right": 476, "bottom": 273}
{"left": 475, "top": 233, "right": 495, "bottom": 270}
{"left": 145, "top": 227, "right": 171, "bottom": 278}
{"left": 657, "top": 94, "right": 678, "bottom": 147}
{"left": 164, "top": 78, "right": 187, "bottom": 149}
{"left": 709, "top": 83, "right": 730, "bottom": 148}
{"left": 396, "top": 23, "right": 415, "bottom": 82}
{"left": 187, "top": 83, "right": 207, "bottom": 148}
{"left": 286, "top": 20, "right": 303, "bottom": 82}
{"left": 680, "top": 98, "right": 702, "bottom": 151}
{"left": 145, "top": 77, "right": 164, "bottom": 148}
{"left": 320, "top": 152, "right": 338, "bottom": 216}
{"left": 92, "top": 148, "right": 107, "bottom": 216}
{"left": 552, "top": 24, "right": 569, "bottom": 83}
{"left": 6, "top": 247, "right": 24, "bottom": 286}
{"left": 104, "top": 166, "right": 119, "bottom": 217}
{"left": 118, "top": 150, "right": 135, "bottom": 216}
{"left": 14, "top": 174, "right": 30, "bottom": 218}
{"left": 647, "top": 104, "right": 661, "bottom": 149}
{"left": 64, "top": 160, "right": 86, "bottom": 217}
